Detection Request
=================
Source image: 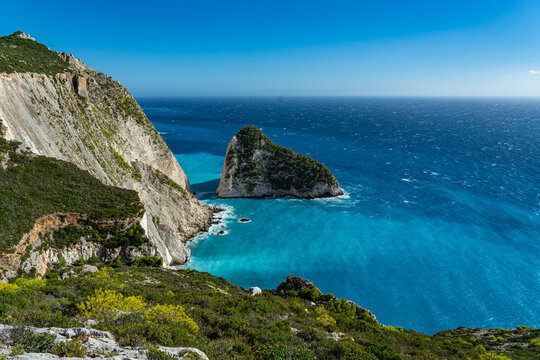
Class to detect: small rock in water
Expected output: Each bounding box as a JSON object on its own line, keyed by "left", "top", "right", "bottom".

{"left": 217, "top": 230, "right": 227, "bottom": 236}
{"left": 239, "top": 218, "right": 251, "bottom": 223}
{"left": 247, "top": 287, "right": 262, "bottom": 296}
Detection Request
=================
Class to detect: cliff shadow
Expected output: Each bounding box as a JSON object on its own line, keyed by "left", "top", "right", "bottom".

{"left": 192, "top": 178, "right": 220, "bottom": 200}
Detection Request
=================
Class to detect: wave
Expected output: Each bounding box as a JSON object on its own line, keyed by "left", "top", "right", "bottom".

{"left": 188, "top": 202, "right": 236, "bottom": 245}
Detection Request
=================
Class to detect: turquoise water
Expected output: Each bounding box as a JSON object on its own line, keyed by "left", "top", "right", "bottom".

{"left": 139, "top": 97, "right": 540, "bottom": 334}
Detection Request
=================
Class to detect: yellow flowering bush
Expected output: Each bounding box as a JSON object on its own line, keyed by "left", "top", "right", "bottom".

{"left": 314, "top": 306, "right": 336, "bottom": 330}
{"left": 0, "top": 278, "right": 47, "bottom": 293}
{"left": 0, "top": 282, "right": 20, "bottom": 292}
{"left": 78, "top": 288, "right": 147, "bottom": 320}
{"left": 144, "top": 304, "right": 198, "bottom": 333}
{"left": 91, "top": 267, "right": 126, "bottom": 287}
{"left": 15, "top": 277, "right": 46, "bottom": 289}
{"left": 480, "top": 353, "right": 512, "bottom": 360}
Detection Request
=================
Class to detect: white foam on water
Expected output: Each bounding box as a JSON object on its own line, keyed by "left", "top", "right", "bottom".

{"left": 187, "top": 203, "right": 236, "bottom": 246}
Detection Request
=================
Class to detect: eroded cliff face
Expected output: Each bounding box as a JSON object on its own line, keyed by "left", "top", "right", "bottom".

{"left": 217, "top": 126, "right": 343, "bottom": 198}
{"left": 0, "top": 48, "right": 214, "bottom": 265}
{"left": 0, "top": 212, "right": 156, "bottom": 279}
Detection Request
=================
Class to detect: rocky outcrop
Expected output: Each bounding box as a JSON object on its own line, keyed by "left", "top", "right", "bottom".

{"left": 13, "top": 31, "right": 35, "bottom": 41}
{"left": 0, "top": 34, "right": 215, "bottom": 266}
{"left": 276, "top": 274, "right": 321, "bottom": 294}
{"left": 217, "top": 126, "right": 343, "bottom": 198}
{"left": 275, "top": 275, "right": 377, "bottom": 321}
{"left": 0, "top": 324, "right": 209, "bottom": 359}
{"left": 0, "top": 212, "right": 155, "bottom": 279}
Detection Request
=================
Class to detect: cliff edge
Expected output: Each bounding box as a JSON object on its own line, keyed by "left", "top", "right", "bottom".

{"left": 217, "top": 125, "right": 342, "bottom": 198}
{"left": 0, "top": 31, "right": 214, "bottom": 265}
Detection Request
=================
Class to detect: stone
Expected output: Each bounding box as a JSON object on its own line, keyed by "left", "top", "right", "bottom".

{"left": 0, "top": 324, "right": 209, "bottom": 359}
{"left": 13, "top": 31, "right": 36, "bottom": 41}
{"left": 247, "top": 286, "right": 262, "bottom": 296}
{"left": 238, "top": 217, "right": 251, "bottom": 223}
{"left": 81, "top": 265, "right": 98, "bottom": 273}
{"left": 72, "top": 75, "right": 88, "bottom": 98}
{"left": 217, "top": 126, "right": 343, "bottom": 198}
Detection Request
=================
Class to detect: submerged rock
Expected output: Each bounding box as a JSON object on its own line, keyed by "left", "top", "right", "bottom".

{"left": 217, "top": 126, "right": 343, "bottom": 198}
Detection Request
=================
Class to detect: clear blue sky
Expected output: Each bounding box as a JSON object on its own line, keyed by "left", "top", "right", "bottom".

{"left": 3, "top": 0, "right": 540, "bottom": 96}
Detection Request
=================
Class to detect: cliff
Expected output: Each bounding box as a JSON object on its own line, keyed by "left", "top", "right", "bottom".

{"left": 0, "top": 131, "right": 157, "bottom": 278}
{"left": 217, "top": 125, "right": 343, "bottom": 198}
{"left": 0, "top": 31, "right": 214, "bottom": 265}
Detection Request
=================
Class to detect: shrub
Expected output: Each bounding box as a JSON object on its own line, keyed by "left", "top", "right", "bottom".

{"left": 11, "top": 328, "right": 55, "bottom": 353}
{"left": 144, "top": 304, "right": 198, "bottom": 333}
{"left": 530, "top": 338, "right": 540, "bottom": 347}
{"left": 0, "top": 282, "right": 19, "bottom": 292}
{"left": 130, "top": 256, "right": 163, "bottom": 268}
{"left": 78, "top": 288, "right": 147, "bottom": 320}
{"left": 480, "top": 353, "right": 512, "bottom": 360}
{"left": 299, "top": 287, "right": 320, "bottom": 301}
{"left": 0, "top": 278, "right": 47, "bottom": 293}
{"left": 316, "top": 312, "right": 337, "bottom": 330}
{"left": 53, "top": 340, "right": 86, "bottom": 357}
{"left": 15, "top": 277, "right": 46, "bottom": 289}
{"left": 255, "top": 344, "right": 317, "bottom": 360}
{"left": 147, "top": 347, "right": 176, "bottom": 360}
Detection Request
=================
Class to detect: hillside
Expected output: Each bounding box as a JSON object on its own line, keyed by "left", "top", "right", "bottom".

{"left": 0, "top": 129, "right": 159, "bottom": 278}
{"left": 0, "top": 265, "right": 537, "bottom": 359}
{"left": 0, "top": 31, "right": 214, "bottom": 266}
{"left": 0, "top": 31, "right": 69, "bottom": 74}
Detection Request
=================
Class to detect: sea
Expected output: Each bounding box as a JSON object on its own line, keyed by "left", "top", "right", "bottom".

{"left": 138, "top": 97, "right": 540, "bottom": 334}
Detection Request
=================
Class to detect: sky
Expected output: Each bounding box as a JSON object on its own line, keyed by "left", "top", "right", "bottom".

{"left": 2, "top": 0, "right": 540, "bottom": 96}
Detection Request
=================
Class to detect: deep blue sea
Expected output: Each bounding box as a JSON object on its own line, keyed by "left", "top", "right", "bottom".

{"left": 138, "top": 97, "right": 540, "bottom": 334}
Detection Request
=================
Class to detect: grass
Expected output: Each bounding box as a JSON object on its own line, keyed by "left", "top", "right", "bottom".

{"left": 233, "top": 126, "right": 338, "bottom": 191}
{"left": 0, "top": 265, "right": 536, "bottom": 360}
{"left": 0, "top": 31, "right": 70, "bottom": 74}
{"left": 0, "top": 130, "right": 144, "bottom": 252}
{"left": 155, "top": 169, "right": 188, "bottom": 195}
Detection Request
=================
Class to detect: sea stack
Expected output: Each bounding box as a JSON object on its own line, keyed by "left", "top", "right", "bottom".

{"left": 217, "top": 125, "right": 342, "bottom": 198}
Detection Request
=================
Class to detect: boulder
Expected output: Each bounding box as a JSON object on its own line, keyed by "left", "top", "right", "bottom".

{"left": 247, "top": 287, "right": 262, "bottom": 296}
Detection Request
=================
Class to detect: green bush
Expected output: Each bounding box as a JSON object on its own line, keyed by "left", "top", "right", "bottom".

{"left": 53, "top": 340, "right": 86, "bottom": 358}
{"left": 11, "top": 328, "right": 55, "bottom": 353}
{"left": 147, "top": 347, "right": 176, "bottom": 360}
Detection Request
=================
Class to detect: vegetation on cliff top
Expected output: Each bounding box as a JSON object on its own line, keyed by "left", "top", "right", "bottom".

{"left": 0, "top": 130, "right": 144, "bottom": 251}
{"left": 0, "top": 265, "right": 537, "bottom": 359}
{"left": 0, "top": 31, "right": 70, "bottom": 74}
{"left": 233, "top": 125, "right": 338, "bottom": 191}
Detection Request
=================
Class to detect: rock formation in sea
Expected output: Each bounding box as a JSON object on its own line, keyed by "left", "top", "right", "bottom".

{"left": 217, "top": 125, "right": 343, "bottom": 198}
{"left": 0, "top": 31, "right": 214, "bottom": 266}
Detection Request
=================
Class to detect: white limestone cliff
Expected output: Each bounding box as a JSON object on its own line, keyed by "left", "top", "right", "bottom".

{"left": 0, "top": 47, "right": 214, "bottom": 266}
